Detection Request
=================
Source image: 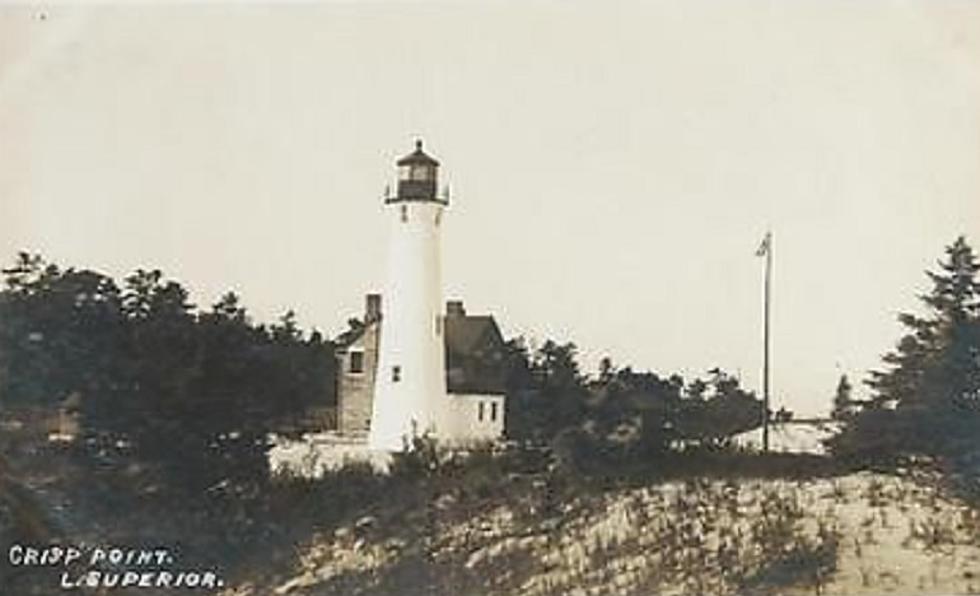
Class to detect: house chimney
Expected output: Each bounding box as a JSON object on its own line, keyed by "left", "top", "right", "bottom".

{"left": 446, "top": 300, "right": 466, "bottom": 317}
{"left": 365, "top": 293, "right": 382, "bottom": 322}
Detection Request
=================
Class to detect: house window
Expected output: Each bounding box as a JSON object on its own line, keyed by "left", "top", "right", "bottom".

{"left": 349, "top": 351, "right": 364, "bottom": 374}
{"left": 491, "top": 401, "right": 498, "bottom": 422}
{"left": 478, "top": 401, "right": 485, "bottom": 422}
{"left": 392, "top": 365, "right": 401, "bottom": 383}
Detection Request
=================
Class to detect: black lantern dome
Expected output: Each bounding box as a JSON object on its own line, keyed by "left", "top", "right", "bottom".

{"left": 390, "top": 140, "right": 444, "bottom": 203}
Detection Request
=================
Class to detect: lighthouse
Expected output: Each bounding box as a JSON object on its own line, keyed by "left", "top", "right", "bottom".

{"left": 368, "top": 140, "right": 450, "bottom": 451}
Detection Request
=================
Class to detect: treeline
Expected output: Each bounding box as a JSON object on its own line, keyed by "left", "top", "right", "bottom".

{"left": 498, "top": 235, "right": 980, "bottom": 478}
{"left": 828, "top": 236, "right": 980, "bottom": 473}
{"left": 502, "top": 339, "right": 764, "bottom": 470}
{"left": 8, "top": 235, "right": 976, "bottom": 491}
{"left": 0, "top": 254, "right": 333, "bottom": 492}
{"left": 0, "top": 251, "right": 767, "bottom": 485}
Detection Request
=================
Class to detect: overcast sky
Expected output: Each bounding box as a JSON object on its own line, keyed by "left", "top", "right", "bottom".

{"left": 2, "top": 2, "right": 978, "bottom": 416}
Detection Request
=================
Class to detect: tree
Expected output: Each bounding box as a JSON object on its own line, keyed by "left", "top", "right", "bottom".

{"left": 503, "top": 338, "right": 589, "bottom": 442}
{"left": 830, "top": 236, "right": 980, "bottom": 462}
{"left": 595, "top": 366, "right": 683, "bottom": 455}
{"left": 501, "top": 332, "right": 765, "bottom": 460}
{"left": 831, "top": 374, "right": 855, "bottom": 421}
{"left": 674, "top": 369, "right": 762, "bottom": 449}
{"left": 0, "top": 254, "right": 335, "bottom": 494}
{"left": 867, "top": 237, "right": 980, "bottom": 412}
{"left": 0, "top": 254, "right": 126, "bottom": 409}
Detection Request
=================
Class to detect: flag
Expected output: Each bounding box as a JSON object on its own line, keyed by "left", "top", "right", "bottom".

{"left": 755, "top": 232, "right": 771, "bottom": 257}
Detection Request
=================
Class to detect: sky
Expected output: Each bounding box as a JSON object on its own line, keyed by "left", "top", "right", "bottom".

{"left": 1, "top": 2, "right": 978, "bottom": 416}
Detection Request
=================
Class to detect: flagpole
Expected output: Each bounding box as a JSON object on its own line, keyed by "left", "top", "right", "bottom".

{"left": 762, "top": 231, "right": 772, "bottom": 453}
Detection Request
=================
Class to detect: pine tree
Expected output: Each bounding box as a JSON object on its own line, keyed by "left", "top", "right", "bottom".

{"left": 867, "top": 236, "right": 980, "bottom": 413}
{"left": 833, "top": 236, "right": 980, "bottom": 461}
{"left": 831, "top": 374, "right": 854, "bottom": 421}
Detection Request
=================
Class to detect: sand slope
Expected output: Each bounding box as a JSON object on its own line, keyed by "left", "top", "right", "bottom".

{"left": 226, "top": 471, "right": 980, "bottom": 595}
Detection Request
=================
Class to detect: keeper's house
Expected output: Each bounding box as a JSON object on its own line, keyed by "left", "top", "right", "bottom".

{"left": 334, "top": 294, "right": 507, "bottom": 446}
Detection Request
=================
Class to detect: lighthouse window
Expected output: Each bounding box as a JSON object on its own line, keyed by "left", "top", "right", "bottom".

{"left": 478, "top": 401, "right": 485, "bottom": 422}
{"left": 392, "top": 365, "right": 402, "bottom": 383}
{"left": 400, "top": 205, "right": 408, "bottom": 222}
{"left": 491, "top": 402, "right": 499, "bottom": 422}
{"left": 349, "top": 351, "right": 364, "bottom": 374}
{"left": 411, "top": 165, "right": 431, "bottom": 181}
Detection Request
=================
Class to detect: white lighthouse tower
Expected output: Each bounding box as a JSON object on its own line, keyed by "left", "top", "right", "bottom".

{"left": 368, "top": 140, "right": 449, "bottom": 451}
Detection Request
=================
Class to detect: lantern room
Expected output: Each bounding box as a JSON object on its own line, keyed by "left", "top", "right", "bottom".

{"left": 391, "top": 140, "right": 444, "bottom": 203}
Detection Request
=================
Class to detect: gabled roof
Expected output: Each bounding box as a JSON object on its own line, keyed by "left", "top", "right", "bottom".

{"left": 445, "top": 315, "right": 506, "bottom": 395}
{"left": 445, "top": 315, "right": 501, "bottom": 356}
{"left": 334, "top": 320, "right": 370, "bottom": 351}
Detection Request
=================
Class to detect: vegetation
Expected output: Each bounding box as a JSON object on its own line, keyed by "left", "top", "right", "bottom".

{"left": 504, "top": 340, "right": 765, "bottom": 468}
{"left": 0, "top": 251, "right": 766, "bottom": 494}
{"left": 4, "top": 236, "right": 980, "bottom": 594}
{"left": 828, "top": 236, "right": 980, "bottom": 469}
{"left": 0, "top": 253, "right": 334, "bottom": 492}
{"left": 830, "top": 374, "right": 856, "bottom": 421}
{"left": 0, "top": 253, "right": 337, "bottom": 593}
